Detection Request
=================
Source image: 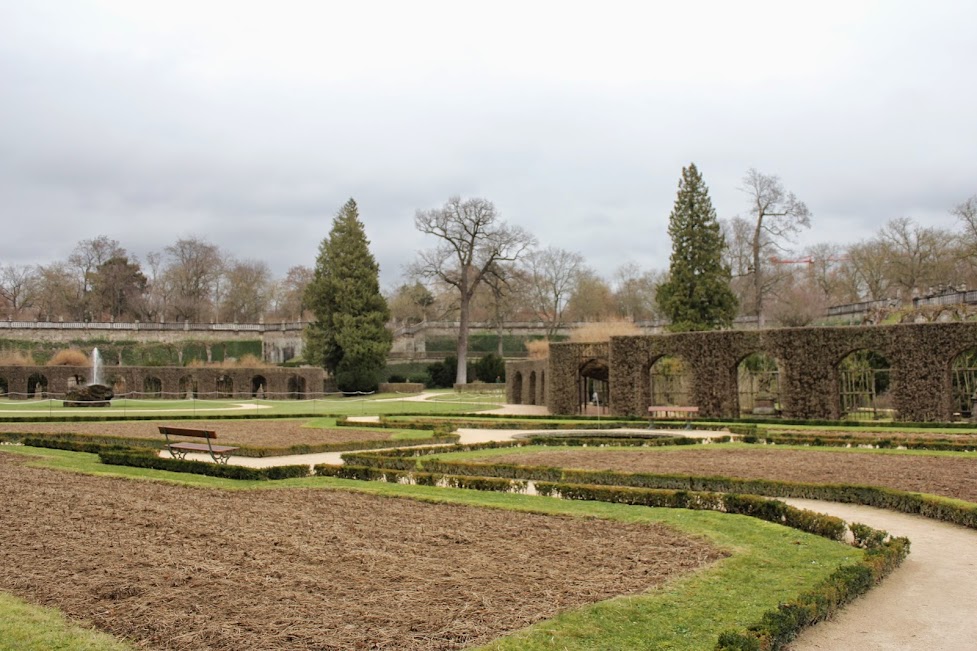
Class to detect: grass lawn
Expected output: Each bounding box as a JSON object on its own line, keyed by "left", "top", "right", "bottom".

{"left": 0, "top": 394, "right": 502, "bottom": 419}
{"left": 0, "top": 445, "right": 863, "bottom": 651}
{"left": 0, "top": 592, "right": 134, "bottom": 651}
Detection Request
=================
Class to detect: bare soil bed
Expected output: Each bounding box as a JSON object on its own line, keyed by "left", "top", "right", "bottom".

{"left": 768, "top": 428, "right": 977, "bottom": 444}
{"left": 0, "top": 453, "right": 723, "bottom": 650}
{"left": 473, "top": 447, "right": 977, "bottom": 502}
{"left": 0, "top": 419, "right": 392, "bottom": 448}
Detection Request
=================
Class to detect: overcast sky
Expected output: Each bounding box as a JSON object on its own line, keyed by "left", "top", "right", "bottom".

{"left": 2, "top": 1, "right": 976, "bottom": 289}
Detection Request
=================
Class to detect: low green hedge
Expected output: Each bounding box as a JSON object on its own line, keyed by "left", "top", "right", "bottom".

{"left": 4, "top": 430, "right": 459, "bottom": 457}
{"left": 336, "top": 416, "right": 457, "bottom": 438}
{"left": 744, "top": 432, "right": 977, "bottom": 452}
{"left": 315, "top": 464, "right": 528, "bottom": 493}
{"left": 1, "top": 432, "right": 162, "bottom": 452}
{"left": 97, "top": 449, "right": 310, "bottom": 480}
{"left": 715, "top": 535, "right": 909, "bottom": 650}
{"left": 340, "top": 449, "right": 977, "bottom": 531}
{"left": 534, "top": 483, "right": 847, "bottom": 541}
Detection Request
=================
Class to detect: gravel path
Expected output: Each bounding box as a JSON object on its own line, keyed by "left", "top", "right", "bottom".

{"left": 785, "top": 500, "right": 977, "bottom": 651}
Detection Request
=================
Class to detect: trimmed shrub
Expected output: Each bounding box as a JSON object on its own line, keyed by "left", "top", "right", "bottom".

{"left": 97, "top": 449, "right": 310, "bottom": 480}
{"left": 474, "top": 353, "right": 506, "bottom": 383}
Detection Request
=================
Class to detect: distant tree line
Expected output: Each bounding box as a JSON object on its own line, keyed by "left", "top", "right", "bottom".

{"left": 0, "top": 235, "right": 312, "bottom": 324}
{"left": 3, "top": 183, "right": 976, "bottom": 343}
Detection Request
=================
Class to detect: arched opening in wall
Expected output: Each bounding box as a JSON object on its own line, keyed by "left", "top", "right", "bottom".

{"left": 216, "top": 375, "right": 233, "bottom": 399}
{"left": 511, "top": 372, "right": 523, "bottom": 404}
{"left": 251, "top": 375, "right": 267, "bottom": 399}
{"left": 837, "top": 350, "right": 892, "bottom": 420}
{"left": 27, "top": 373, "right": 48, "bottom": 399}
{"left": 737, "top": 352, "right": 781, "bottom": 416}
{"left": 67, "top": 374, "right": 86, "bottom": 389}
{"left": 528, "top": 371, "right": 537, "bottom": 406}
{"left": 649, "top": 356, "right": 690, "bottom": 406}
{"left": 540, "top": 370, "right": 546, "bottom": 405}
{"left": 144, "top": 376, "right": 162, "bottom": 398}
{"left": 179, "top": 375, "right": 198, "bottom": 399}
{"left": 288, "top": 375, "right": 306, "bottom": 399}
{"left": 109, "top": 376, "right": 127, "bottom": 397}
{"left": 0, "top": 376, "right": 8, "bottom": 397}
{"left": 950, "top": 348, "right": 977, "bottom": 419}
{"left": 578, "top": 358, "right": 609, "bottom": 415}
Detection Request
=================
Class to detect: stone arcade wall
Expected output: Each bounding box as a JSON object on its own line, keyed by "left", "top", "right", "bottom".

{"left": 0, "top": 366, "right": 329, "bottom": 399}
{"left": 511, "top": 323, "right": 977, "bottom": 422}
{"left": 506, "top": 359, "right": 548, "bottom": 406}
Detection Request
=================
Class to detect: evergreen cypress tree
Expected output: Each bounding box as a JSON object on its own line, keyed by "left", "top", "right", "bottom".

{"left": 656, "top": 164, "right": 738, "bottom": 331}
{"left": 304, "top": 199, "right": 392, "bottom": 391}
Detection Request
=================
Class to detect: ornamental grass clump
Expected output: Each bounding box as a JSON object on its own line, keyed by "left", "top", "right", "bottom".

{"left": 46, "top": 348, "right": 90, "bottom": 366}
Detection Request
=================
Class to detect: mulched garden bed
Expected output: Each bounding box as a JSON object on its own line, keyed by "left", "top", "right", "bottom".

{"left": 0, "top": 453, "right": 724, "bottom": 650}
{"left": 0, "top": 419, "right": 391, "bottom": 447}
{"left": 766, "top": 428, "right": 977, "bottom": 444}
{"left": 471, "top": 447, "right": 977, "bottom": 503}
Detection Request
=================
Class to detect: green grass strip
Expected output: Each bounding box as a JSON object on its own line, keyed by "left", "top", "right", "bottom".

{"left": 0, "top": 592, "right": 134, "bottom": 651}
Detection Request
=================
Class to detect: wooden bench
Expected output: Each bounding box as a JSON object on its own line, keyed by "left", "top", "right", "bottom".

{"left": 159, "top": 426, "right": 239, "bottom": 465}
{"left": 648, "top": 405, "right": 699, "bottom": 429}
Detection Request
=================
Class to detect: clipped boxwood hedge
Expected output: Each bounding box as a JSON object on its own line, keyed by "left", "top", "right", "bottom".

{"left": 715, "top": 536, "right": 909, "bottom": 650}
{"left": 743, "top": 432, "right": 977, "bottom": 452}
{"left": 341, "top": 444, "right": 977, "bottom": 531}
{"left": 97, "top": 449, "right": 310, "bottom": 480}
{"left": 3, "top": 430, "right": 460, "bottom": 458}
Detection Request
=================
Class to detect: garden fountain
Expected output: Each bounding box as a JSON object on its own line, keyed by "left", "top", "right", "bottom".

{"left": 63, "top": 347, "right": 113, "bottom": 407}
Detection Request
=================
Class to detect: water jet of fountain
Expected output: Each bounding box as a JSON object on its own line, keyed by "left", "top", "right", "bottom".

{"left": 91, "top": 347, "right": 103, "bottom": 386}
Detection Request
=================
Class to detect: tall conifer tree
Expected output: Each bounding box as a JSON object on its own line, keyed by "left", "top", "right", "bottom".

{"left": 656, "top": 164, "right": 738, "bottom": 331}
{"left": 304, "top": 199, "right": 392, "bottom": 391}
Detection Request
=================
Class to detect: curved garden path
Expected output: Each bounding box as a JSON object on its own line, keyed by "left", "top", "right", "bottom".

{"left": 784, "top": 499, "right": 977, "bottom": 651}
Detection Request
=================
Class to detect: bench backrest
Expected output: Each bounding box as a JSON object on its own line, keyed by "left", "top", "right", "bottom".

{"left": 158, "top": 426, "right": 217, "bottom": 439}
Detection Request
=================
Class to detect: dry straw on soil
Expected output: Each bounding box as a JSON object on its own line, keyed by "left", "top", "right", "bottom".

{"left": 0, "top": 455, "right": 724, "bottom": 651}
{"left": 475, "top": 447, "right": 977, "bottom": 503}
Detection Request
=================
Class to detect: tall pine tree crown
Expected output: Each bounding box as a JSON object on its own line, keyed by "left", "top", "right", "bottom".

{"left": 656, "top": 164, "right": 738, "bottom": 331}
{"left": 304, "top": 198, "right": 392, "bottom": 391}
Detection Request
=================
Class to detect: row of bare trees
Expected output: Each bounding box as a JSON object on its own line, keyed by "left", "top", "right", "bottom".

{"left": 0, "top": 236, "right": 312, "bottom": 323}
{"left": 725, "top": 197, "right": 977, "bottom": 326}
{"left": 4, "top": 190, "right": 976, "bottom": 337}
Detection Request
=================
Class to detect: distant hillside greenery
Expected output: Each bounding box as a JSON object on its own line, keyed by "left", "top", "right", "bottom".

{"left": 0, "top": 338, "right": 262, "bottom": 367}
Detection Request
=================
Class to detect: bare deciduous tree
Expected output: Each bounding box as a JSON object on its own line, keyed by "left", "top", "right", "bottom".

{"left": 565, "top": 268, "right": 616, "bottom": 322}
{"left": 163, "top": 236, "right": 223, "bottom": 322}
{"left": 740, "top": 169, "right": 812, "bottom": 326}
{"left": 613, "top": 262, "right": 664, "bottom": 322}
{"left": 411, "top": 196, "right": 535, "bottom": 384}
{"left": 68, "top": 235, "right": 125, "bottom": 318}
{"left": 221, "top": 259, "right": 273, "bottom": 322}
{"left": 272, "top": 265, "right": 314, "bottom": 321}
{"left": 32, "top": 262, "right": 81, "bottom": 320}
{"left": 877, "top": 217, "right": 955, "bottom": 300}
{"left": 525, "top": 246, "right": 584, "bottom": 337}
{"left": 0, "top": 264, "right": 37, "bottom": 318}
{"left": 842, "top": 239, "right": 893, "bottom": 301}
{"left": 952, "top": 195, "right": 977, "bottom": 279}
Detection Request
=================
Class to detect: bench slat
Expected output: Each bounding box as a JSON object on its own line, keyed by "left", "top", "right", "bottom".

{"left": 158, "top": 426, "right": 217, "bottom": 439}
{"left": 168, "top": 443, "right": 238, "bottom": 453}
